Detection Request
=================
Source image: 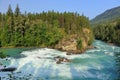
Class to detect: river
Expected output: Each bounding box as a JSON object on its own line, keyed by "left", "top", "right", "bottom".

{"left": 0, "top": 40, "right": 120, "bottom": 80}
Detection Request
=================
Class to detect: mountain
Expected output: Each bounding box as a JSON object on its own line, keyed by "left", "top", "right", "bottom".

{"left": 91, "top": 6, "right": 120, "bottom": 24}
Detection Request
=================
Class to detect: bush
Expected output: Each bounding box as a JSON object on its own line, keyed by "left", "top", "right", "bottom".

{"left": 77, "top": 39, "right": 83, "bottom": 50}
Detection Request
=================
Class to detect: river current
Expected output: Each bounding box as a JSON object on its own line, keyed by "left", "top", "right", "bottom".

{"left": 0, "top": 40, "right": 120, "bottom": 80}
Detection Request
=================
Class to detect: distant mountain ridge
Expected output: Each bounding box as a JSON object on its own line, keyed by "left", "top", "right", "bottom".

{"left": 91, "top": 6, "right": 120, "bottom": 24}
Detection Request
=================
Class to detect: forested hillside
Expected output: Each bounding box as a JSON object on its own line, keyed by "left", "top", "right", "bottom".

{"left": 91, "top": 6, "right": 120, "bottom": 25}
{"left": 0, "top": 4, "right": 94, "bottom": 52}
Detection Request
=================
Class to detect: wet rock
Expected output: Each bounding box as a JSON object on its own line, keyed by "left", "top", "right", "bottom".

{"left": 56, "top": 60, "right": 61, "bottom": 64}
{"left": 0, "top": 67, "right": 16, "bottom": 72}
{"left": 94, "top": 46, "right": 97, "bottom": 49}
{"left": 55, "top": 56, "right": 71, "bottom": 64}
{"left": 54, "top": 56, "right": 61, "bottom": 59}
{"left": 87, "top": 46, "right": 95, "bottom": 49}
{"left": 66, "top": 50, "right": 82, "bottom": 55}
{"left": 66, "top": 52, "right": 72, "bottom": 55}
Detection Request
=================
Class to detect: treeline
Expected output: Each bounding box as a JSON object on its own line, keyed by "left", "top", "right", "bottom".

{"left": 93, "top": 19, "right": 120, "bottom": 46}
{"left": 0, "top": 4, "right": 93, "bottom": 48}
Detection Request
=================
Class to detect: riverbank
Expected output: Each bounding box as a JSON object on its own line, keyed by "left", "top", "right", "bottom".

{"left": 0, "top": 44, "right": 95, "bottom": 56}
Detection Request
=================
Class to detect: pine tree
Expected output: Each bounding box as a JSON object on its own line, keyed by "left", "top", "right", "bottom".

{"left": 15, "top": 4, "right": 20, "bottom": 17}
{"left": 7, "top": 4, "right": 13, "bottom": 16}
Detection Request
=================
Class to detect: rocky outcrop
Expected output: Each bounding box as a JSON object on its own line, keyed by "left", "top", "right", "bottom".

{"left": 55, "top": 34, "right": 78, "bottom": 51}
{"left": 55, "top": 28, "right": 94, "bottom": 54}
{"left": 56, "top": 35, "right": 87, "bottom": 55}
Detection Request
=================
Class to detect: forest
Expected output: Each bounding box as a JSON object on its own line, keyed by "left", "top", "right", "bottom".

{"left": 0, "top": 4, "right": 94, "bottom": 49}
{"left": 93, "top": 19, "right": 120, "bottom": 46}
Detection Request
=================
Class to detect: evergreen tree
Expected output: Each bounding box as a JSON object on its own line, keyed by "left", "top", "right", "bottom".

{"left": 15, "top": 4, "right": 20, "bottom": 17}
{"left": 7, "top": 4, "right": 13, "bottom": 16}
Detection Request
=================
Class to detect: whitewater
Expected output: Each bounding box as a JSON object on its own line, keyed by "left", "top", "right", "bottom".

{"left": 0, "top": 40, "right": 120, "bottom": 80}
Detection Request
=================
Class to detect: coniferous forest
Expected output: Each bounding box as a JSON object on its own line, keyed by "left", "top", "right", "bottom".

{"left": 93, "top": 19, "right": 120, "bottom": 46}
{"left": 0, "top": 4, "right": 94, "bottom": 49}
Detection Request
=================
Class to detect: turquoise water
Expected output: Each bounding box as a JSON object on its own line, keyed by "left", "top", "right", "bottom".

{"left": 0, "top": 48, "right": 34, "bottom": 58}
{"left": 0, "top": 40, "right": 120, "bottom": 80}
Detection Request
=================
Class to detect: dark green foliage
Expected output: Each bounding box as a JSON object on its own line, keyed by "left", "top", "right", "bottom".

{"left": 94, "top": 20, "right": 120, "bottom": 46}
{"left": 14, "top": 4, "right": 20, "bottom": 17}
{"left": 77, "top": 39, "right": 83, "bottom": 50}
{"left": 7, "top": 4, "right": 13, "bottom": 16}
{"left": 0, "top": 51, "right": 7, "bottom": 58}
{"left": 0, "top": 4, "right": 93, "bottom": 48}
{"left": 88, "top": 36, "right": 94, "bottom": 45}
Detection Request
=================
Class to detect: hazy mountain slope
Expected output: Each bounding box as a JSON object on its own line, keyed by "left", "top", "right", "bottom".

{"left": 91, "top": 6, "right": 120, "bottom": 24}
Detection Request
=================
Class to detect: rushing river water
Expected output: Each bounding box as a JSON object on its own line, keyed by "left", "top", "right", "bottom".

{"left": 0, "top": 40, "right": 120, "bottom": 80}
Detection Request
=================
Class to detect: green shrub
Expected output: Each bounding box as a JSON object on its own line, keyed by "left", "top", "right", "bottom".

{"left": 77, "top": 39, "right": 83, "bottom": 50}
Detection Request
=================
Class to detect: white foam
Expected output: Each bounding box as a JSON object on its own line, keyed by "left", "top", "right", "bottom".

{"left": 104, "top": 52, "right": 114, "bottom": 56}
{"left": 86, "top": 49, "right": 100, "bottom": 53}
{"left": 1, "top": 45, "right": 117, "bottom": 79}
{"left": 7, "top": 48, "right": 72, "bottom": 78}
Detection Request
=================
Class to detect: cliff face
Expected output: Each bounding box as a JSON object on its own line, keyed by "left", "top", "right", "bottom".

{"left": 55, "top": 28, "right": 94, "bottom": 53}
{"left": 55, "top": 34, "right": 78, "bottom": 51}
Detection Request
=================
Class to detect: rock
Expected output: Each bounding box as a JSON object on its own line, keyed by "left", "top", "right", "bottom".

{"left": 94, "top": 46, "right": 97, "bottom": 49}
{"left": 54, "top": 56, "right": 61, "bottom": 59}
{"left": 55, "top": 34, "right": 89, "bottom": 54}
{"left": 87, "top": 46, "right": 95, "bottom": 49}
{"left": 56, "top": 60, "right": 61, "bottom": 64}
{"left": 62, "top": 58, "right": 71, "bottom": 62}
{"left": 66, "top": 50, "right": 82, "bottom": 55}
{"left": 55, "top": 34, "right": 78, "bottom": 51}
{"left": 0, "top": 67, "right": 16, "bottom": 72}
{"left": 66, "top": 52, "right": 72, "bottom": 55}
{"left": 59, "top": 58, "right": 64, "bottom": 62}
{"left": 55, "top": 56, "right": 71, "bottom": 64}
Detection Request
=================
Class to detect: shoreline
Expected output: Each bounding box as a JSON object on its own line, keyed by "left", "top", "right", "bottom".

{"left": 0, "top": 46, "right": 43, "bottom": 49}
{"left": 95, "top": 39, "right": 119, "bottom": 47}
{"left": 107, "top": 42, "right": 120, "bottom": 47}
{"left": 0, "top": 45, "right": 95, "bottom": 55}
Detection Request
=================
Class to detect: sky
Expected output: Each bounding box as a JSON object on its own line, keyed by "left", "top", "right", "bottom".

{"left": 0, "top": 0, "right": 120, "bottom": 19}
